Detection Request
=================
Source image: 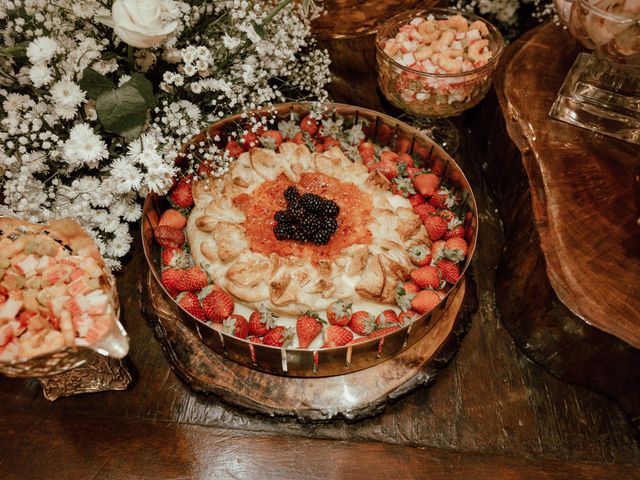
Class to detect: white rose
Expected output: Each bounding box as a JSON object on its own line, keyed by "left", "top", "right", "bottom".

{"left": 107, "top": 0, "right": 178, "bottom": 49}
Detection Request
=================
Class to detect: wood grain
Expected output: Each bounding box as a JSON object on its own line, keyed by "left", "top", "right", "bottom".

{"left": 482, "top": 22, "right": 640, "bottom": 429}
{"left": 1, "top": 415, "right": 639, "bottom": 480}
{"left": 0, "top": 17, "right": 639, "bottom": 479}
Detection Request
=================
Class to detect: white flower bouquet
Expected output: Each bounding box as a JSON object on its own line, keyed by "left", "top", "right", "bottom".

{"left": 0, "top": 0, "right": 330, "bottom": 269}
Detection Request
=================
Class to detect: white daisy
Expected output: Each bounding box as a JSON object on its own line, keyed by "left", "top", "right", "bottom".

{"left": 28, "top": 64, "right": 53, "bottom": 88}
{"left": 110, "top": 158, "right": 143, "bottom": 193}
{"left": 50, "top": 77, "right": 85, "bottom": 120}
{"left": 26, "top": 36, "right": 59, "bottom": 64}
{"left": 62, "top": 123, "right": 108, "bottom": 169}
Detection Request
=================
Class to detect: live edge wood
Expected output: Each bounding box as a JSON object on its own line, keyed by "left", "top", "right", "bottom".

{"left": 481, "top": 22, "right": 640, "bottom": 429}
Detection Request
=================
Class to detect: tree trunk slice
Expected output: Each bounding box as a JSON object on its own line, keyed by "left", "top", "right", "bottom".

{"left": 140, "top": 268, "right": 477, "bottom": 422}
{"left": 482, "top": 23, "right": 640, "bottom": 430}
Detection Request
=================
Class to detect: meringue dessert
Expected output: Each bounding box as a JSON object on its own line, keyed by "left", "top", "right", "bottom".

{"left": 186, "top": 142, "right": 428, "bottom": 318}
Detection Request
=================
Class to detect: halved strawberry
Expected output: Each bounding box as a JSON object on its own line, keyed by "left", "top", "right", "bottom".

{"left": 326, "top": 300, "right": 352, "bottom": 326}
{"left": 155, "top": 226, "right": 185, "bottom": 249}
{"left": 224, "top": 314, "right": 249, "bottom": 339}
{"left": 296, "top": 314, "right": 323, "bottom": 348}
{"left": 263, "top": 326, "right": 293, "bottom": 347}
{"left": 202, "top": 289, "right": 234, "bottom": 323}
{"left": 176, "top": 292, "right": 205, "bottom": 321}
{"left": 168, "top": 178, "right": 193, "bottom": 209}
{"left": 159, "top": 209, "right": 187, "bottom": 229}
{"left": 348, "top": 311, "right": 375, "bottom": 336}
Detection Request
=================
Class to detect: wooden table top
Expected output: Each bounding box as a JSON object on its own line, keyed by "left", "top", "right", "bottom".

{"left": 1, "top": 22, "right": 639, "bottom": 480}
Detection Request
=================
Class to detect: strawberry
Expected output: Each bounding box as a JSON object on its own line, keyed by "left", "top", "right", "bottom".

{"left": 248, "top": 305, "right": 277, "bottom": 337}
{"left": 439, "top": 209, "right": 457, "bottom": 222}
{"left": 225, "top": 140, "right": 244, "bottom": 158}
{"left": 323, "top": 137, "right": 341, "bottom": 148}
{"left": 326, "top": 300, "right": 352, "bottom": 327}
{"left": 413, "top": 173, "right": 441, "bottom": 197}
{"left": 168, "top": 178, "right": 194, "bottom": 209}
{"left": 402, "top": 282, "right": 421, "bottom": 294}
{"left": 296, "top": 314, "right": 323, "bottom": 348}
{"left": 248, "top": 336, "right": 264, "bottom": 344}
{"left": 176, "top": 292, "right": 205, "bottom": 321}
{"left": 346, "top": 337, "right": 370, "bottom": 346}
{"left": 380, "top": 150, "right": 400, "bottom": 163}
{"left": 240, "top": 131, "right": 260, "bottom": 150}
{"left": 202, "top": 289, "right": 234, "bottom": 323}
{"left": 444, "top": 225, "right": 465, "bottom": 240}
{"left": 155, "top": 226, "right": 185, "bottom": 249}
{"left": 376, "top": 124, "right": 393, "bottom": 144}
{"left": 444, "top": 237, "right": 468, "bottom": 261}
{"left": 162, "top": 248, "right": 190, "bottom": 269}
{"left": 375, "top": 159, "right": 398, "bottom": 180}
{"left": 348, "top": 311, "right": 375, "bottom": 336}
{"left": 413, "top": 203, "right": 436, "bottom": 218}
{"left": 411, "top": 290, "right": 441, "bottom": 314}
{"left": 290, "top": 131, "right": 305, "bottom": 145}
{"left": 436, "top": 259, "right": 461, "bottom": 284}
{"left": 408, "top": 245, "right": 432, "bottom": 267}
{"left": 367, "top": 326, "right": 399, "bottom": 339}
{"left": 406, "top": 166, "right": 423, "bottom": 178}
{"left": 358, "top": 141, "right": 375, "bottom": 160}
{"left": 175, "top": 266, "right": 208, "bottom": 292}
{"left": 465, "top": 225, "right": 474, "bottom": 244}
{"left": 410, "top": 265, "right": 441, "bottom": 289}
{"left": 224, "top": 314, "right": 249, "bottom": 339}
{"left": 395, "top": 137, "right": 412, "bottom": 154}
{"left": 431, "top": 158, "right": 445, "bottom": 176}
{"left": 431, "top": 240, "right": 446, "bottom": 263}
{"left": 375, "top": 309, "right": 399, "bottom": 328}
{"left": 314, "top": 141, "right": 325, "bottom": 153}
{"left": 422, "top": 214, "right": 448, "bottom": 241}
{"left": 323, "top": 325, "right": 353, "bottom": 347}
{"left": 260, "top": 130, "right": 284, "bottom": 148}
{"left": 409, "top": 194, "right": 425, "bottom": 208}
{"left": 399, "top": 153, "right": 414, "bottom": 167}
{"left": 300, "top": 115, "right": 319, "bottom": 136}
{"left": 398, "top": 309, "right": 420, "bottom": 325}
{"left": 161, "top": 268, "right": 183, "bottom": 297}
{"left": 159, "top": 209, "right": 187, "bottom": 229}
{"left": 263, "top": 326, "right": 293, "bottom": 347}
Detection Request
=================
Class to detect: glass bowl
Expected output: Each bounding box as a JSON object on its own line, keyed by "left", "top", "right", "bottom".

{"left": 375, "top": 8, "right": 505, "bottom": 118}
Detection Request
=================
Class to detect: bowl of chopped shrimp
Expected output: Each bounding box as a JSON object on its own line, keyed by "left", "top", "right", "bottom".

{"left": 375, "top": 8, "right": 505, "bottom": 118}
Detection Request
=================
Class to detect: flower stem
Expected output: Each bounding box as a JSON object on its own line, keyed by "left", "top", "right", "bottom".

{"left": 128, "top": 45, "right": 134, "bottom": 72}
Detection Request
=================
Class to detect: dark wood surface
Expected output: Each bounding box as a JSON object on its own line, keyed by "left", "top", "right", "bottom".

{"left": 1, "top": 21, "right": 640, "bottom": 480}
{"left": 482, "top": 22, "right": 640, "bottom": 430}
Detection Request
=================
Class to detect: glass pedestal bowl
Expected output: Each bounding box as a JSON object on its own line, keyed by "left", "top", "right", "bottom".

{"left": 550, "top": 0, "right": 640, "bottom": 144}
{"left": 375, "top": 8, "right": 505, "bottom": 153}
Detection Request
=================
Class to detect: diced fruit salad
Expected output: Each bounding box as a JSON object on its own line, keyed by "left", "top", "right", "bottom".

{"left": 156, "top": 112, "right": 474, "bottom": 349}
{"left": 378, "top": 13, "right": 495, "bottom": 115}
{"left": 0, "top": 234, "right": 112, "bottom": 362}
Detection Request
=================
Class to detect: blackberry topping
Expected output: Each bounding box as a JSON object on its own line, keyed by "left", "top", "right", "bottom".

{"left": 273, "top": 186, "right": 340, "bottom": 245}
{"left": 284, "top": 186, "right": 300, "bottom": 203}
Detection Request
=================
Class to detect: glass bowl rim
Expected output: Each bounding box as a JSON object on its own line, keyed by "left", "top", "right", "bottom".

{"left": 375, "top": 7, "right": 506, "bottom": 79}
{"left": 572, "top": 0, "right": 640, "bottom": 22}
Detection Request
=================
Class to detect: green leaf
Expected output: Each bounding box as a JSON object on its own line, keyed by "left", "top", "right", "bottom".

{"left": 302, "top": 0, "right": 311, "bottom": 15}
{"left": 251, "top": 20, "right": 266, "bottom": 39}
{"left": 122, "top": 72, "right": 155, "bottom": 109}
{"left": 79, "top": 67, "right": 115, "bottom": 100}
{"left": 96, "top": 85, "right": 148, "bottom": 141}
{"left": 1, "top": 42, "right": 28, "bottom": 59}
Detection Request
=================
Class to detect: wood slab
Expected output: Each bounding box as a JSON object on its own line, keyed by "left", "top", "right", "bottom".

{"left": 481, "top": 22, "right": 640, "bottom": 429}
{"left": 140, "top": 269, "right": 476, "bottom": 422}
